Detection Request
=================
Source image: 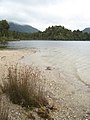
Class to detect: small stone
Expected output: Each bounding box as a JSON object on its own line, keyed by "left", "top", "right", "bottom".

{"left": 87, "top": 112, "right": 90, "bottom": 115}
{"left": 46, "top": 66, "right": 52, "bottom": 70}
{"left": 73, "top": 115, "right": 76, "bottom": 118}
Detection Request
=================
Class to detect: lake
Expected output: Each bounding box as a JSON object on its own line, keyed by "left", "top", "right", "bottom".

{"left": 0, "top": 40, "right": 90, "bottom": 85}
{"left": 0, "top": 40, "right": 90, "bottom": 50}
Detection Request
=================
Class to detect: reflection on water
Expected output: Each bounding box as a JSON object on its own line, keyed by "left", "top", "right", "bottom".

{"left": 0, "top": 42, "right": 8, "bottom": 49}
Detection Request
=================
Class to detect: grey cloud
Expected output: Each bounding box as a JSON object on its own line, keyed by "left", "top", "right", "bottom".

{"left": 0, "top": 0, "right": 89, "bottom": 31}
{"left": 0, "top": 0, "right": 60, "bottom": 6}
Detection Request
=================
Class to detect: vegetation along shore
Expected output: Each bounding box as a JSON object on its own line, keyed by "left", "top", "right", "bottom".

{"left": 0, "top": 20, "right": 90, "bottom": 42}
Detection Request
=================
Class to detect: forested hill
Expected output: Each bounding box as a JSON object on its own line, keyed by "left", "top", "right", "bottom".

{"left": 9, "top": 22, "right": 39, "bottom": 33}
{"left": 30, "top": 26, "right": 90, "bottom": 40}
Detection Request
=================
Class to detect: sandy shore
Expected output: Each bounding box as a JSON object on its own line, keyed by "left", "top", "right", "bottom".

{"left": 0, "top": 48, "right": 90, "bottom": 120}
{"left": 0, "top": 49, "right": 36, "bottom": 83}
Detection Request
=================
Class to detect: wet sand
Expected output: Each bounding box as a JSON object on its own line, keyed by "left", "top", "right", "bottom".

{"left": 0, "top": 48, "right": 90, "bottom": 119}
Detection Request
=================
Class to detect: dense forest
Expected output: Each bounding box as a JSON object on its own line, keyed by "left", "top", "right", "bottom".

{"left": 0, "top": 20, "right": 90, "bottom": 42}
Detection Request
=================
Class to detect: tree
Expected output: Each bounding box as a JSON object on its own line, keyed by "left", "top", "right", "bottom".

{"left": 0, "top": 20, "right": 9, "bottom": 37}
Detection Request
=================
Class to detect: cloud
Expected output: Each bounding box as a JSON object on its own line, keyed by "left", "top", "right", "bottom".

{"left": 0, "top": 0, "right": 90, "bottom": 31}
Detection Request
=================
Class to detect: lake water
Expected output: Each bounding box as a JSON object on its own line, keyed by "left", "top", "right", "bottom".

{"left": 0, "top": 40, "right": 90, "bottom": 59}
{"left": 0, "top": 40, "right": 90, "bottom": 49}
{"left": 0, "top": 40, "right": 90, "bottom": 86}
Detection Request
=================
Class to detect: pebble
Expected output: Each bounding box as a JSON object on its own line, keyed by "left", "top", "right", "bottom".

{"left": 46, "top": 66, "right": 52, "bottom": 70}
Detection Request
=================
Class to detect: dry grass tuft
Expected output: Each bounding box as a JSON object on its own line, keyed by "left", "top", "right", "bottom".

{"left": 1, "top": 65, "right": 48, "bottom": 109}
{"left": 0, "top": 64, "right": 56, "bottom": 119}
{"left": 0, "top": 94, "right": 9, "bottom": 120}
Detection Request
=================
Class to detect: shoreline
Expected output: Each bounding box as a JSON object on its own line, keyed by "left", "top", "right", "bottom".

{"left": 0, "top": 48, "right": 90, "bottom": 119}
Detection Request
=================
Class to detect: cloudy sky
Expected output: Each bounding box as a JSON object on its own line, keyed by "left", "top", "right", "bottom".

{"left": 0, "top": 0, "right": 90, "bottom": 31}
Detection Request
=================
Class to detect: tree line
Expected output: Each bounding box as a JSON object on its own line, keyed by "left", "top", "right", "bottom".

{"left": 0, "top": 20, "right": 90, "bottom": 42}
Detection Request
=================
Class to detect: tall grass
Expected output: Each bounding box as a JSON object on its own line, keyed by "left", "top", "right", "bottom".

{"left": 0, "top": 95, "right": 9, "bottom": 120}
{"left": 1, "top": 65, "right": 48, "bottom": 109}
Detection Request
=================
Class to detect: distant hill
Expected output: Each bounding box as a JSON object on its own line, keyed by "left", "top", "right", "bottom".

{"left": 83, "top": 28, "right": 90, "bottom": 33}
{"left": 9, "top": 22, "right": 39, "bottom": 33}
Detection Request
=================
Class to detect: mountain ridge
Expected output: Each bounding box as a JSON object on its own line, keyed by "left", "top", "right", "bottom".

{"left": 83, "top": 28, "right": 90, "bottom": 33}
{"left": 9, "top": 22, "right": 39, "bottom": 33}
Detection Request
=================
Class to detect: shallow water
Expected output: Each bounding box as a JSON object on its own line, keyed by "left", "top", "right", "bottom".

{"left": 0, "top": 40, "right": 90, "bottom": 86}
